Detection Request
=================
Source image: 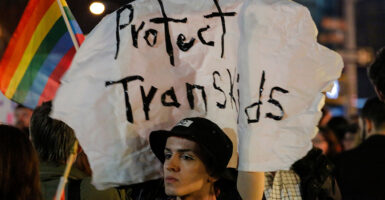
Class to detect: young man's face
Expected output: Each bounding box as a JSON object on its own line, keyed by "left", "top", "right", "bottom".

{"left": 163, "top": 136, "right": 213, "bottom": 198}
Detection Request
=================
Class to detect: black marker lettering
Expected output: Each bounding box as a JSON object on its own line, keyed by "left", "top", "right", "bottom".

{"left": 176, "top": 34, "right": 195, "bottom": 51}
{"left": 197, "top": 25, "right": 214, "bottom": 46}
{"left": 186, "top": 83, "right": 207, "bottom": 112}
{"left": 161, "top": 87, "right": 180, "bottom": 108}
{"left": 150, "top": 0, "right": 187, "bottom": 66}
{"left": 244, "top": 71, "right": 265, "bottom": 123}
{"left": 131, "top": 21, "right": 145, "bottom": 48}
{"left": 266, "top": 87, "right": 289, "bottom": 120}
{"left": 140, "top": 86, "right": 158, "bottom": 120}
{"left": 212, "top": 71, "right": 226, "bottom": 109}
{"left": 227, "top": 68, "right": 237, "bottom": 112}
{"left": 115, "top": 4, "right": 134, "bottom": 59}
{"left": 204, "top": 0, "right": 236, "bottom": 58}
{"left": 105, "top": 75, "right": 144, "bottom": 123}
{"left": 144, "top": 29, "right": 158, "bottom": 47}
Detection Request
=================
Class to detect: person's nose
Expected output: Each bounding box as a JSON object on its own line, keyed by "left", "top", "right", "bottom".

{"left": 165, "top": 155, "right": 180, "bottom": 172}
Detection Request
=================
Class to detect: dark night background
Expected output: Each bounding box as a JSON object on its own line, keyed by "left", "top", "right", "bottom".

{"left": 1, "top": 0, "right": 384, "bottom": 113}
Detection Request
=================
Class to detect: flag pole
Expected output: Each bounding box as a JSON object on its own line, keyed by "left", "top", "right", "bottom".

{"left": 52, "top": 2, "right": 80, "bottom": 199}
{"left": 56, "top": 0, "right": 80, "bottom": 50}
{"left": 54, "top": 140, "right": 79, "bottom": 200}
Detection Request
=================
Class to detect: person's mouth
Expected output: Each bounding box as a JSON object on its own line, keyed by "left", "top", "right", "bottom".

{"left": 165, "top": 176, "right": 178, "bottom": 183}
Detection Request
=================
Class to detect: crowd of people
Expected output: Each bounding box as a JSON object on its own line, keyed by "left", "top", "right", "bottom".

{"left": 1, "top": 48, "right": 385, "bottom": 200}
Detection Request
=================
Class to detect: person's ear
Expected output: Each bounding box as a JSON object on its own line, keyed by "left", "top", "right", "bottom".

{"left": 374, "top": 86, "right": 385, "bottom": 102}
{"left": 365, "top": 118, "right": 373, "bottom": 135}
{"left": 207, "top": 176, "right": 218, "bottom": 183}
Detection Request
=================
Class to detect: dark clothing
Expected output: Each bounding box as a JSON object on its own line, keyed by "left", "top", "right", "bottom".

{"left": 335, "top": 134, "right": 385, "bottom": 200}
{"left": 129, "top": 178, "right": 169, "bottom": 200}
{"left": 40, "top": 162, "right": 127, "bottom": 200}
{"left": 129, "top": 170, "right": 242, "bottom": 200}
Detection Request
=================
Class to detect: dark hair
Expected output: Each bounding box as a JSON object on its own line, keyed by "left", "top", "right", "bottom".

{"left": 368, "top": 47, "right": 385, "bottom": 95}
{"left": 361, "top": 97, "right": 385, "bottom": 130}
{"left": 292, "top": 148, "right": 335, "bottom": 200}
{"left": 191, "top": 143, "right": 220, "bottom": 178}
{"left": 318, "top": 127, "right": 342, "bottom": 157}
{"left": 16, "top": 104, "right": 30, "bottom": 110}
{"left": 30, "top": 101, "right": 76, "bottom": 163}
{"left": 0, "top": 125, "right": 42, "bottom": 200}
{"left": 327, "top": 116, "right": 349, "bottom": 141}
{"left": 192, "top": 145, "right": 241, "bottom": 200}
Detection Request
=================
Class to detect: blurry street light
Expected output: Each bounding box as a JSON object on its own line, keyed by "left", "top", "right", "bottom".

{"left": 327, "top": 80, "right": 340, "bottom": 99}
{"left": 89, "top": 2, "right": 105, "bottom": 15}
{"left": 357, "top": 48, "right": 374, "bottom": 66}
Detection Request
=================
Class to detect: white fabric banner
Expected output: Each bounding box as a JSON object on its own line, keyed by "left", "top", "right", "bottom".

{"left": 52, "top": 0, "right": 343, "bottom": 189}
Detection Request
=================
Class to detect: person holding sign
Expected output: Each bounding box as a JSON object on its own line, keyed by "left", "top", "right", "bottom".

{"left": 50, "top": 0, "right": 343, "bottom": 195}
{"left": 149, "top": 117, "right": 242, "bottom": 200}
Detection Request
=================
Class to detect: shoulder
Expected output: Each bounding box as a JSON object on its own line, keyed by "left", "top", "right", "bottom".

{"left": 129, "top": 178, "right": 169, "bottom": 200}
{"left": 80, "top": 177, "right": 125, "bottom": 200}
{"left": 336, "top": 135, "right": 385, "bottom": 166}
{"left": 216, "top": 178, "right": 243, "bottom": 200}
{"left": 334, "top": 147, "right": 358, "bottom": 164}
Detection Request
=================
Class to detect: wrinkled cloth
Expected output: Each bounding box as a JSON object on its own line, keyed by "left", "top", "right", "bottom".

{"left": 52, "top": 0, "right": 343, "bottom": 188}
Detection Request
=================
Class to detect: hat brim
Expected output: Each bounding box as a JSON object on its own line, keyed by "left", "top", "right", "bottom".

{"left": 149, "top": 130, "right": 170, "bottom": 163}
{"left": 149, "top": 130, "right": 196, "bottom": 163}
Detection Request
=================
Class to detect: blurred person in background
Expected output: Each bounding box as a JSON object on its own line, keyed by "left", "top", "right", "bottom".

{"left": 14, "top": 104, "right": 33, "bottom": 136}
{"left": 326, "top": 116, "right": 349, "bottom": 144}
{"left": 326, "top": 116, "right": 361, "bottom": 151}
{"left": 312, "top": 127, "right": 342, "bottom": 160}
{"left": 0, "top": 124, "right": 42, "bottom": 200}
{"left": 367, "top": 47, "right": 385, "bottom": 101}
{"left": 335, "top": 97, "right": 385, "bottom": 199}
{"left": 341, "top": 123, "right": 360, "bottom": 151}
{"left": 30, "top": 101, "right": 126, "bottom": 200}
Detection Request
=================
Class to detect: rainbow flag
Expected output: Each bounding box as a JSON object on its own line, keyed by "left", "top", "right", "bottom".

{"left": 0, "top": 0, "right": 84, "bottom": 108}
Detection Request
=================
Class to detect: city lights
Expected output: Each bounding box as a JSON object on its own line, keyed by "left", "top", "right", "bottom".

{"left": 89, "top": 2, "right": 105, "bottom": 15}
{"left": 327, "top": 80, "right": 340, "bottom": 99}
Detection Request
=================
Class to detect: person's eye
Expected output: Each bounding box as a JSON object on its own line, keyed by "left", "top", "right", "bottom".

{"left": 181, "top": 154, "right": 194, "bottom": 160}
{"left": 164, "top": 152, "right": 172, "bottom": 160}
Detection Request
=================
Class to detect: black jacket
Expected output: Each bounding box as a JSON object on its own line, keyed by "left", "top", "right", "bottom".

{"left": 335, "top": 134, "right": 385, "bottom": 200}
{"left": 129, "top": 169, "right": 242, "bottom": 200}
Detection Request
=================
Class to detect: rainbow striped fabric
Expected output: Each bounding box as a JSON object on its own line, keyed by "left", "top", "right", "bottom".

{"left": 0, "top": 0, "right": 84, "bottom": 108}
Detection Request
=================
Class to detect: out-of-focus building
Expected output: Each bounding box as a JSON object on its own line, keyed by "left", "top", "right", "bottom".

{"left": 295, "top": 0, "right": 385, "bottom": 117}
{"left": 1, "top": 0, "right": 385, "bottom": 117}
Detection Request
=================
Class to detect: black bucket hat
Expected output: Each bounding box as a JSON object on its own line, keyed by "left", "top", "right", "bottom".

{"left": 149, "top": 117, "right": 233, "bottom": 176}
